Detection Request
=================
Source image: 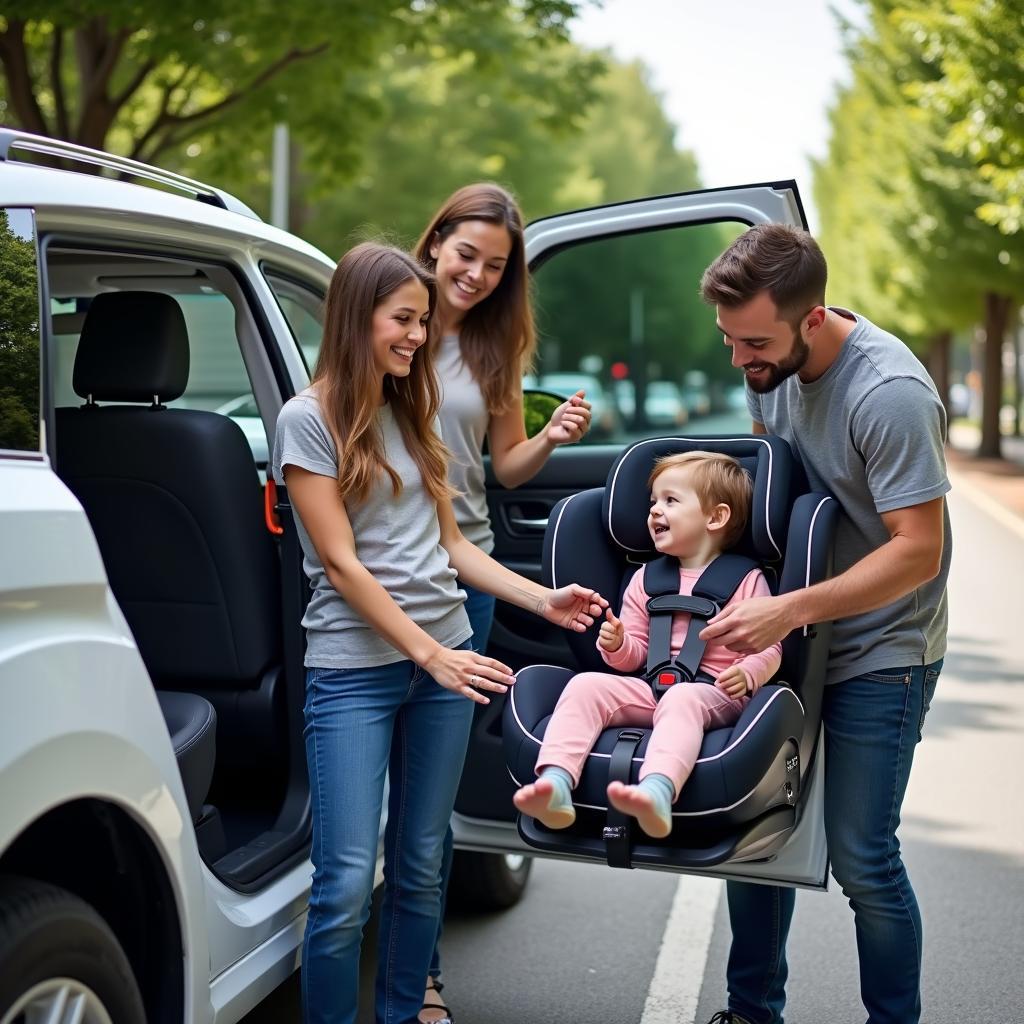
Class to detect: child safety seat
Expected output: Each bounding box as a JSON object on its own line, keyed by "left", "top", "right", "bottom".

{"left": 503, "top": 435, "right": 838, "bottom": 870}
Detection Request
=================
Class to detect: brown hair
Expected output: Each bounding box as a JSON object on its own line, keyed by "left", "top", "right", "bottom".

{"left": 699, "top": 223, "right": 827, "bottom": 325}
{"left": 311, "top": 242, "right": 454, "bottom": 506}
{"left": 415, "top": 183, "right": 535, "bottom": 414}
{"left": 649, "top": 451, "right": 752, "bottom": 549}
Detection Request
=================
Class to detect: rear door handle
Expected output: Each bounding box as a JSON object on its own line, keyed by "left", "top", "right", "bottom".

{"left": 508, "top": 516, "right": 549, "bottom": 532}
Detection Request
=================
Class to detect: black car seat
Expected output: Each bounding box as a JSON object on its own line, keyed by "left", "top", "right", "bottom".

{"left": 54, "top": 291, "right": 282, "bottom": 822}
{"left": 503, "top": 435, "right": 838, "bottom": 869}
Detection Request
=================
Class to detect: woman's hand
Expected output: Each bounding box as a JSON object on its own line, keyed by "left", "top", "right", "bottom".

{"left": 597, "top": 608, "right": 625, "bottom": 652}
{"left": 424, "top": 646, "right": 517, "bottom": 705}
{"left": 545, "top": 390, "right": 592, "bottom": 446}
{"left": 540, "top": 584, "right": 608, "bottom": 632}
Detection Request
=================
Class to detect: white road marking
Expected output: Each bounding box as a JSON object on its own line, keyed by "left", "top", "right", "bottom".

{"left": 640, "top": 874, "right": 723, "bottom": 1024}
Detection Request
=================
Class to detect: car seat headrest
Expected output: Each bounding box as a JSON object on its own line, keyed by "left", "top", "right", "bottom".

{"left": 73, "top": 291, "right": 190, "bottom": 404}
{"left": 601, "top": 435, "right": 794, "bottom": 563}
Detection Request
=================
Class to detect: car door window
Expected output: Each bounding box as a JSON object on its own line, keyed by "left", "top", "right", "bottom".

{"left": 263, "top": 270, "right": 324, "bottom": 372}
{"left": 531, "top": 221, "right": 746, "bottom": 442}
{"left": 49, "top": 270, "right": 265, "bottom": 465}
{"left": 0, "top": 209, "right": 41, "bottom": 456}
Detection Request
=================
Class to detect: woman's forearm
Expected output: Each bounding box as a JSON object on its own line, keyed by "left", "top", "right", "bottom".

{"left": 324, "top": 558, "right": 444, "bottom": 666}
{"left": 445, "top": 535, "right": 549, "bottom": 612}
{"left": 490, "top": 430, "right": 557, "bottom": 489}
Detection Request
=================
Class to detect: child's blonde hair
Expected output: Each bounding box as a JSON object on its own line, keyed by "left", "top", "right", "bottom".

{"left": 648, "top": 451, "right": 752, "bottom": 549}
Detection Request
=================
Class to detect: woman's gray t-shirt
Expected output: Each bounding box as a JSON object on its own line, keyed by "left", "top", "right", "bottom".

{"left": 435, "top": 334, "right": 495, "bottom": 553}
{"left": 272, "top": 391, "right": 471, "bottom": 668}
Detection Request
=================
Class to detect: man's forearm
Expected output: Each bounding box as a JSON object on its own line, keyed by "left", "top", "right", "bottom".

{"left": 783, "top": 534, "right": 941, "bottom": 627}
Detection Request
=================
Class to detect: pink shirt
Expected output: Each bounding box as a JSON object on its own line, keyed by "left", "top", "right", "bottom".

{"left": 600, "top": 564, "right": 782, "bottom": 692}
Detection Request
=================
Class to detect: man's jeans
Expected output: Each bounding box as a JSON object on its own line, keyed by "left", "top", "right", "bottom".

{"left": 726, "top": 659, "right": 942, "bottom": 1024}
{"left": 300, "top": 650, "right": 474, "bottom": 1024}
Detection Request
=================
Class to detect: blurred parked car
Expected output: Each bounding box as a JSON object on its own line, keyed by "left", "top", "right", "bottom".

{"left": 644, "top": 380, "right": 690, "bottom": 428}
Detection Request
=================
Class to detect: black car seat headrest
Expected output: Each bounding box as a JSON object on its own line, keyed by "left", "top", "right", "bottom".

{"left": 601, "top": 435, "right": 793, "bottom": 564}
{"left": 73, "top": 291, "right": 190, "bottom": 405}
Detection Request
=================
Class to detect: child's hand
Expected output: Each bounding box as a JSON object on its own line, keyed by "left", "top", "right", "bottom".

{"left": 598, "top": 608, "right": 625, "bottom": 652}
{"left": 541, "top": 584, "right": 607, "bottom": 632}
{"left": 715, "top": 665, "right": 751, "bottom": 699}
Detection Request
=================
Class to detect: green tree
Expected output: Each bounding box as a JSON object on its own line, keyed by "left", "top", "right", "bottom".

{"left": 0, "top": 2, "right": 583, "bottom": 169}
{"left": 816, "top": 0, "right": 1024, "bottom": 456}
{"left": 0, "top": 210, "right": 41, "bottom": 451}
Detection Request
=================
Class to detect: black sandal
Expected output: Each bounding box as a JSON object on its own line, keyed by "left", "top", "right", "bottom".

{"left": 418, "top": 978, "right": 454, "bottom": 1024}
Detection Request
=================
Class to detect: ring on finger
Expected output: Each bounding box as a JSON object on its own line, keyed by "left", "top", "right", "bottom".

{"left": 469, "top": 674, "right": 479, "bottom": 687}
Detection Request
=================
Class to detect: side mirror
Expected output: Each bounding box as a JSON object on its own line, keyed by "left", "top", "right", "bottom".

{"left": 523, "top": 389, "right": 565, "bottom": 439}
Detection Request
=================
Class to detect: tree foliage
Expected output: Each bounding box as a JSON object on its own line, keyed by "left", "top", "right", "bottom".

{"left": 0, "top": 2, "right": 583, "bottom": 168}
{"left": 0, "top": 210, "right": 41, "bottom": 451}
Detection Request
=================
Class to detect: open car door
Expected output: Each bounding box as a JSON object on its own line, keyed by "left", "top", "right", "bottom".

{"left": 452, "top": 181, "right": 832, "bottom": 890}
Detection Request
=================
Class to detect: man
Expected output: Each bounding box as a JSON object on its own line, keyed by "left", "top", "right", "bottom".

{"left": 697, "top": 224, "right": 951, "bottom": 1024}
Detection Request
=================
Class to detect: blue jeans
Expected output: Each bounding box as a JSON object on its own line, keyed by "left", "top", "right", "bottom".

{"left": 301, "top": 649, "right": 475, "bottom": 1024}
{"left": 429, "top": 583, "right": 496, "bottom": 980}
{"left": 726, "top": 659, "right": 942, "bottom": 1024}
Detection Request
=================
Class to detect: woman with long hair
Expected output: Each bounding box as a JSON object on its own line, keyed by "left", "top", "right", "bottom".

{"left": 414, "top": 184, "right": 591, "bottom": 1023}
{"left": 271, "top": 242, "right": 605, "bottom": 1024}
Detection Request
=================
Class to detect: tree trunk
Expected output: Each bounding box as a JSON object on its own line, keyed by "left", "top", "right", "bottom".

{"left": 979, "top": 292, "right": 1011, "bottom": 459}
{"left": 1013, "top": 314, "right": 1021, "bottom": 437}
{"left": 926, "top": 330, "right": 952, "bottom": 423}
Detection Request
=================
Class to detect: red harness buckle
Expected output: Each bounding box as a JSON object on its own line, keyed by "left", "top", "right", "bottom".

{"left": 657, "top": 672, "right": 676, "bottom": 686}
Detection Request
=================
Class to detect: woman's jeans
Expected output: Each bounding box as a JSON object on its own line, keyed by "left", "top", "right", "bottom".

{"left": 726, "top": 659, "right": 942, "bottom": 1024}
{"left": 429, "top": 583, "right": 496, "bottom": 980}
{"left": 301, "top": 648, "right": 475, "bottom": 1024}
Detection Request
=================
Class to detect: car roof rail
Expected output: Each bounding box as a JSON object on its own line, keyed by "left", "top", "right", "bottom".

{"left": 0, "top": 129, "right": 261, "bottom": 221}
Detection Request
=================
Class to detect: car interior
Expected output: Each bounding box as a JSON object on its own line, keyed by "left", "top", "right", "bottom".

{"left": 45, "top": 248, "right": 312, "bottom": 890}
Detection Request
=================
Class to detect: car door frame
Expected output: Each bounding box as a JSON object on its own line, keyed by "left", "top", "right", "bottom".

{"left": 452, "top": 180, "right": 832, "bottom": 891}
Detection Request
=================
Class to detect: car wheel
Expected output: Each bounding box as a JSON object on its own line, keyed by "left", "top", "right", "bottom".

{"left": 0, "top": 876, "right": 145, "bottom": 1024}
{"left": 447, "top": 851, "right": 533, "bottom": 912}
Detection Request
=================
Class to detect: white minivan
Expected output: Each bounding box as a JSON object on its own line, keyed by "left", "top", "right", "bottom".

{"left": 0, "top": 130, "right": 826, "bottom": 1023}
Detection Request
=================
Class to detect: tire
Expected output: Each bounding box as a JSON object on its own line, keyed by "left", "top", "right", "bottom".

{"left": 447, "top": 851, "right": 533, "bottom": 912}
{"left": 0, "top": 875, "right": 145, "bottom": 1024}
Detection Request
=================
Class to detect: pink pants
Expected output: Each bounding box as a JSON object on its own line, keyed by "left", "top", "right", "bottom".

{"left": 536, "top": 672, "right": 747, "bottom": 799}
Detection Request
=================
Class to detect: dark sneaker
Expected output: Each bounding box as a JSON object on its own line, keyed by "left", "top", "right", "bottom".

{"left": 705, "top": 1013, "right": 755, "bottom": 1024}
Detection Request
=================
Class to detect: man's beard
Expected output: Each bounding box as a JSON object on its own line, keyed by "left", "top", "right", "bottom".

{"left": 745, "top": 331, "right": 810, "bottom": 394}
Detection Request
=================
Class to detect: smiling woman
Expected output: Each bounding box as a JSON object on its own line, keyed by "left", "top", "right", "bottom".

{"left": 272, "top": 240, "right": 607, "bottom": 1024}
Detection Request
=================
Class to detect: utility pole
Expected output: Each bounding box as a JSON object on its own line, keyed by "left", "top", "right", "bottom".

{"left": 271, "top": 123, "right": 289, "bottom": 230}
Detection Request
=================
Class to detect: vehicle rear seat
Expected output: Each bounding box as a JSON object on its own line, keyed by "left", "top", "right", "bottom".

{"left": 54, "top": 291, "right": 283, "bottom": 821}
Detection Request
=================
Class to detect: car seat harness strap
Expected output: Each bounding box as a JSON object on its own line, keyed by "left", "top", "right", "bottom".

{"left": 643, "top": 552, "right": 759, "bottom": 700}
{"left": 603, "top": 728, "right": 646, "bottom": 868}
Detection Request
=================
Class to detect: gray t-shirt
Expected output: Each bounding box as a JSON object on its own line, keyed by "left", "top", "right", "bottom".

{"left": 747, "top": 308, "right": 952, "bottom": 684}
{"left": 272, "top": 391, "right": 471, "bottom": 668}
{"left": 436, "top": 334, "right": 495, "bottom": 553}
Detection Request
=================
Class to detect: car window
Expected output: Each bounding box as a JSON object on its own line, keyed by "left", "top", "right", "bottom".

{"left": 0, "top": 209, "right": 41, "bottom": 455}
{"left": 49, "top": 270, "right": 266, "bottom": 465}
{"left": 531, "top": 220, "right": 746, "bottom": 443}
{"left": 263, "top": 270, "right": 324, "bottom": 372}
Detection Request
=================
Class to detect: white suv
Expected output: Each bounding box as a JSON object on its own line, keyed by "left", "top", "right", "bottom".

{"left": 0, "top": 131, "right": 527, "bottom": 1024}
{"left": 1, "top": 130, "right": 826, "bottom": 1023}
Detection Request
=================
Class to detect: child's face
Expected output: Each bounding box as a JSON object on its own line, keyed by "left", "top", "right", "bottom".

{"left": 430, "top": 220, "right": 512, "bottom": 322}
{"left": 648, "top": 465, "right": 725, "bottom": 558}
{"left": 371, "top": 279, "right": 431, "bottom": 381}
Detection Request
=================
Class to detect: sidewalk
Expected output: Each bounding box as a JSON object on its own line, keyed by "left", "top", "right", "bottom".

{"left": 946, "top": 423, "right": 1024, "bottom": 525}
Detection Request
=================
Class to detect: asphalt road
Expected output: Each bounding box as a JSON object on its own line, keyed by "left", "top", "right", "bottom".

{"left": 243, "top": 474, "right": 1024, "bottom": 1024}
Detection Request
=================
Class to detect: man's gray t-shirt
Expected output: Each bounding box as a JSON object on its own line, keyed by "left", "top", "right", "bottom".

{"left": 272, "top": 391, "right": 471, "bottom": 668}
{"left": 747, "top": 308, "right": 951, "bottom": 684}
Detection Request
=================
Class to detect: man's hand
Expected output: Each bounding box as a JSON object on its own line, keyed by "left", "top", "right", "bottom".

{"left": 699, "top": 594, "right": 798, "bottom": 655}
{"left": 598, "top": 608, "right": 625, "bottom": 652}
{"left": 715, "top": 664, "right": 750, "bottom": 699}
